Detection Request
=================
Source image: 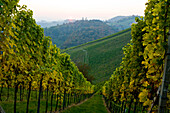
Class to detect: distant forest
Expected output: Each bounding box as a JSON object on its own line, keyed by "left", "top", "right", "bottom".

{"left": 43, "top": 15, "right": 139, "bottom": 48}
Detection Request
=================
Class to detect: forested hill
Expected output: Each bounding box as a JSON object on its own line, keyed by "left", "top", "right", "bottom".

{"left": 44, "top": 20, "right": 118, "bottom": 49}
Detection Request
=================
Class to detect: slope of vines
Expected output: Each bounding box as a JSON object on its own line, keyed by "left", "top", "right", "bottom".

{"left": 0, "top": 0, "right": 94, "bottom": 113}
{"left": 102, "top": 0, "right": 170, "bottom": 112}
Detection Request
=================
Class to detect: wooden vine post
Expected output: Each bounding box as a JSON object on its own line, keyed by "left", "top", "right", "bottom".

{"left": 158, "top": 28, "right": 170, "bottom": 113}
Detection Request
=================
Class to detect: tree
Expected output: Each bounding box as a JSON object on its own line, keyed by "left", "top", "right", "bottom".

{"left": 76, "top": 62, "right": 95, "bottom": 83}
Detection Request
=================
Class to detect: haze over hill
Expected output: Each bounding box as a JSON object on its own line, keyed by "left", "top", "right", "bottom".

{"left": 106, "top": 15, "right": 140, "bottom": 30}
{"left": 36, "top": 19, "right": 76, "bottom": 28}
{"left": 38, "top": 15, "right": 139, "bottom": 28}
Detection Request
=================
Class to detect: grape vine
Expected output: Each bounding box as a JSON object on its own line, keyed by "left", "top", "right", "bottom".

{"left": 0, "top": 0, "right": 94, "bottom": 113}
{"left": 102, "top": 0, "right": 170, "bottom": 112}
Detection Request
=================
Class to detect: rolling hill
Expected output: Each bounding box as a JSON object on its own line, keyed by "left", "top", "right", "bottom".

{"left": 63, "top": 28, "right": 132, "bottom": 84}
{"left": 43, "top": 16, "right": 138, "bottom": 49}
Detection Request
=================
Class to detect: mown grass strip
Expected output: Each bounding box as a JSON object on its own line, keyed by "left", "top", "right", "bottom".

{"left": 62, "top": 95, "right": 108, "bottom": 113}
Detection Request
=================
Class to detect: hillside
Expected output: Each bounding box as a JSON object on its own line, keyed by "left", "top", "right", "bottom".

{"left": 44, "top": 20, "right": 118, "bottom": 49}
{"left": 63, "top": 28, "right": 131, "bottom": 84}
{"left": 43, "top": 16, "right": 138, "bottom": 49}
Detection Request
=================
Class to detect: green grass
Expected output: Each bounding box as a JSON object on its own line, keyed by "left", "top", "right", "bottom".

{"left": 0, "top": 87, "right": 62, "bottom": 113}
{"left": 63, "top": 28, "right": 131, "bottom": 84}
{"left": 0, "top": 87, "right": 93, "bottom": 113}
{"left": 0, "top": 99, "right": 48, "bottom": 113}
{"left": 62, "top": 95, "right": 108, "bottom": 113}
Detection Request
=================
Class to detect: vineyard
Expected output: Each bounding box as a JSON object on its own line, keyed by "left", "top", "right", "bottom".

{"left": 0, "top": 0, "right": 170, "bottom": 113}
{"left": 0, "top": 0, "right": 94, "bottom": 113}
{"left": 64, "top": 28, "right": 131, "bottom": 84}
{"left": 102, "top": 0, "right": 170, "bottom": 112}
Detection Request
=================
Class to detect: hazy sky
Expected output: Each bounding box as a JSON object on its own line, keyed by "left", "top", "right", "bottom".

{"left": 19, "top": 0, "right": 148, "bottom": 21}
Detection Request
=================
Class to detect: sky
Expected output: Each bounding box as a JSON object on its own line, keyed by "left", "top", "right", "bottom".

{"left": 19, "top": 0, "right": 148, "bottom": 21}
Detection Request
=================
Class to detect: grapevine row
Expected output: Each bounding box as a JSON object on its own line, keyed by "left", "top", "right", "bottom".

{"left": 0, "top": 0, "right": 94, "bottom": 113}
{"left": 102, "top": 0, "right": 170, "bottom": 112}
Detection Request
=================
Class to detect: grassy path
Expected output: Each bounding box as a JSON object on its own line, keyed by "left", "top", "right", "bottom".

{"left": 62, "top": 95, "right": 108, "bottom": 113}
